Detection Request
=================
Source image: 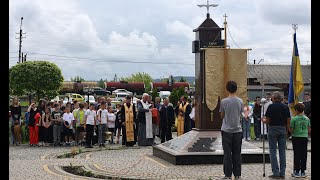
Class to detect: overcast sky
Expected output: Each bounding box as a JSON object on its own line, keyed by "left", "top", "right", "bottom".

{"left": 9, "top": 0, "right": 311, "bottom": 81}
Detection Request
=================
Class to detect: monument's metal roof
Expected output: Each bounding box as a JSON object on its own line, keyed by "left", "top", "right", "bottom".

{"left": 193, "top": 17, "right": 223, "bottom": 32}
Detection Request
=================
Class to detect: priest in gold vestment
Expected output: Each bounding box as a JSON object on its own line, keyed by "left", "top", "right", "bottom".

{"left": 120, "top": 96, "right": 136, "bottom": 146}
{"left": 177, "top": 96, "right": 192, "bottom": 136}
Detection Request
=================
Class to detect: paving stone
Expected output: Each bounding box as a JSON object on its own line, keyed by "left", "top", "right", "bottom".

{"left": 9, "top": 136, "right": 311, "bottom": 180}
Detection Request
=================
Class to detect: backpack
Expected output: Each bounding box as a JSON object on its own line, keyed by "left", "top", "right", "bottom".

{"left": 24, "top": 112, "right": 30, "bottom": 126}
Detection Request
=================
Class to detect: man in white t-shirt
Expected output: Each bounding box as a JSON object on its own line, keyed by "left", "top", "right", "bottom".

{"left": 84, "top": 103, "right": 96, "bottom": 148}
{"left": 96, "top": 101, "right": 108, "bottom": 147}
{"left": 62, "top": 107, "right": 74, "bottom": 146}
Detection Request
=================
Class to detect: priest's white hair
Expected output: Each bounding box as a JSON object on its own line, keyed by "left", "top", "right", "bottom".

{"left": 142, "top": 93, "right": 149, "bottom": 98}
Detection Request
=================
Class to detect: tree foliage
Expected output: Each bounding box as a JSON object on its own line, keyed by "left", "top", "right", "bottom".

{"left": 120, "top": 72, "right": 153, "bottom": 92}
{"left": 169, "top": 87, "right": 188, "bottom": 108}
{"left": 9, "top": 61, "right": 64, "bottom": 100}
{"left": 70, "top": 75, "right": 85, "bottom": 82}
{"left": 179, "top": 77, "right": 186, "bottom": 82}
{"left": 97, "top": 78, "right": 106, "bottom": 89}
{"left": 151, "top": 87, "right": 159, "bottom": 101}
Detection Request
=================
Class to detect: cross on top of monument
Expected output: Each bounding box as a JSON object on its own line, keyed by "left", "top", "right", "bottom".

{"left": 197, "top": 0, "right": 219, "bottom": 18}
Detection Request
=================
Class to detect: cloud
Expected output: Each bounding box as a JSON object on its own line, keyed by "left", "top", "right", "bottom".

{"left": 9, "top": 0, "right": 311, "bottom": 81}
{"left": 256, "top": 0, "right": 311, "bottom": 25}
{"left": 166, "top": 21, "right": 194, "bottom": 40}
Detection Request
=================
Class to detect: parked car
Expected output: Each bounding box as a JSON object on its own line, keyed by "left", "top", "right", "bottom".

{"left": 112, "top": 89, "right": 133, "bottom": 96}
{"left": 83, "top": 87, "right": 111, "bottom": 96}
{"left": 159, "top": 91, "right": 171, "bottom": 100}
{"left": 114, "top": 92, "right": 130, "bottom": 102}
{"left": 84, "top": 95, "right": 96, "bottom": 104}
{"left": 64, "top": 93, "right": 84, "bottom": 102}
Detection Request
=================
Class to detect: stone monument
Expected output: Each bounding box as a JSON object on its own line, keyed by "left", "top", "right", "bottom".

{"left": 153, "top": 0, "right": 269, "bottom": 165}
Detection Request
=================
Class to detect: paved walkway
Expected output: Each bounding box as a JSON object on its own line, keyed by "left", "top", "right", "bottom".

{"left": 9, "top": 134, "right": 311, "bottom": 180}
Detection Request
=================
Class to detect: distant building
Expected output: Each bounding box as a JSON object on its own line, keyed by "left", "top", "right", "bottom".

{"left": 247, "top": 64, "right": 311, "bottom": 101}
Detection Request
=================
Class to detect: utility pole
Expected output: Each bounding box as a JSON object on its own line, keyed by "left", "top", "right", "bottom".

{"left": 24, "top": 54, "right": 27, "bottom": 62}
{"left": 15, "top": 17, "right": 26, "bottom": 64}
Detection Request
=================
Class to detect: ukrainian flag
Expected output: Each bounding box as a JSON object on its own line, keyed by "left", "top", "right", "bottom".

{"left": 288, "top": 32, "right": 304, "bottom": 115}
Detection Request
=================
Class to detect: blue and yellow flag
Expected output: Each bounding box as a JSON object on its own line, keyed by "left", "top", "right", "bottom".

{"left": 288, "top": 32, "right": 304, "bottom": 116}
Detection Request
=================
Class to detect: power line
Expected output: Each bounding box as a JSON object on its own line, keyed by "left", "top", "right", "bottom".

{"left": 9, "top": 31, "right": 311, "bottom": 50}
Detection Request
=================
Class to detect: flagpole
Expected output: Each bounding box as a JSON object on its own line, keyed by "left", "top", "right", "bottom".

{"left": 223, "top": 14, "right": 228, "bottom": 98}
{"left": 290, "top": 23, "right": 298, "bottom": 178}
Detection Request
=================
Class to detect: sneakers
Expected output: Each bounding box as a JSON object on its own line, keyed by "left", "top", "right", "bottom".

{"left": 234, "top": 176, "right": 241, "bottom": 179}
{"left": 300, "top": 171, "right": 306, "bottom": 178}
{"left": 294, "top": 171, "right": 300, "bottom": 178}
{"left": 247, "top": 138, "right": 251, "bottom": 141}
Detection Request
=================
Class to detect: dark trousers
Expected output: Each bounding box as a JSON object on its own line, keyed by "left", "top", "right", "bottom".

{"left": 221, "top": 131, "right": 242, "bottom": 177}
{"left": 292, "top": 137, "right": 308, "bottom": 172}
{"left": 134, "top": 122, "right": 138, "bottom": 143}
{"left": 53, "top": 125, "right": 61, "bottom": 144}
{"left": 191, "top": 119, "right": 195, "bottom": 129}
{"left": 43, "top": 127, "right": 51, "bottom": 143}
{"left": 184, "top": 119, "right": 191, "bottom": 133}
{"left": 160, "top": 126, "right": 172, "bottom": 143}
{"left": 85, "top": 125, "right": 94, "bottom": 147}
{"left": 253, "top": 117, "right": 261, "bottom": 138}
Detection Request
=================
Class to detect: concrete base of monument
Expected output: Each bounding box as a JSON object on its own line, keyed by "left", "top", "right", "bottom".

{"left": 153, "top": 129, "right": 270, "bottom": 165}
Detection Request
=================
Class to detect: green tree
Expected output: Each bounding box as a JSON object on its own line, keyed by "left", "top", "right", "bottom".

{"left": 151, "top": 87, "right": 159, "bottom": 101}
{"left": 97, "top": 78, "right": 106, "bottom": 88}
{"left": 70, "top": 75, "right": 85, "bottom": 82}
{"left": 169, "top": 87, "right": 188, "bottom": 108}
{"left": 179, "top": 77, "right": 186, "bottom": 82}
{"left": 120, "top": 72, "right": 153, "bottom": 92}
{"left": 9, "top": 61, "right": 64, "bottom": 100}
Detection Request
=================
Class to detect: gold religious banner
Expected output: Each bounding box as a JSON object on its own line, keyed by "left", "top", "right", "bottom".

{"left": 227, "top": 49, "right": 248, "bottom": 101}
{"left": 205, "top": 49, "right": 225, "bottom": 112}
{"left": 205, "top": 48, "right": 248, "bottom": 110}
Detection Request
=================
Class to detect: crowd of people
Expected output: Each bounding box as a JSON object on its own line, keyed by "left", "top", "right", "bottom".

{"left": 220, "top": 81, "right": 311, "bottom": 179}
{"left": 9, "top": 85, "right": 311, "bottom": 179}
{"left": 9, "top": 93, "right": 196, "bottom": 148}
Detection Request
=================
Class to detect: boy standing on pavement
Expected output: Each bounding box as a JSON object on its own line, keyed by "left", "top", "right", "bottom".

{"left": 84, "top": 103, "right": 96, "bottom": 148}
